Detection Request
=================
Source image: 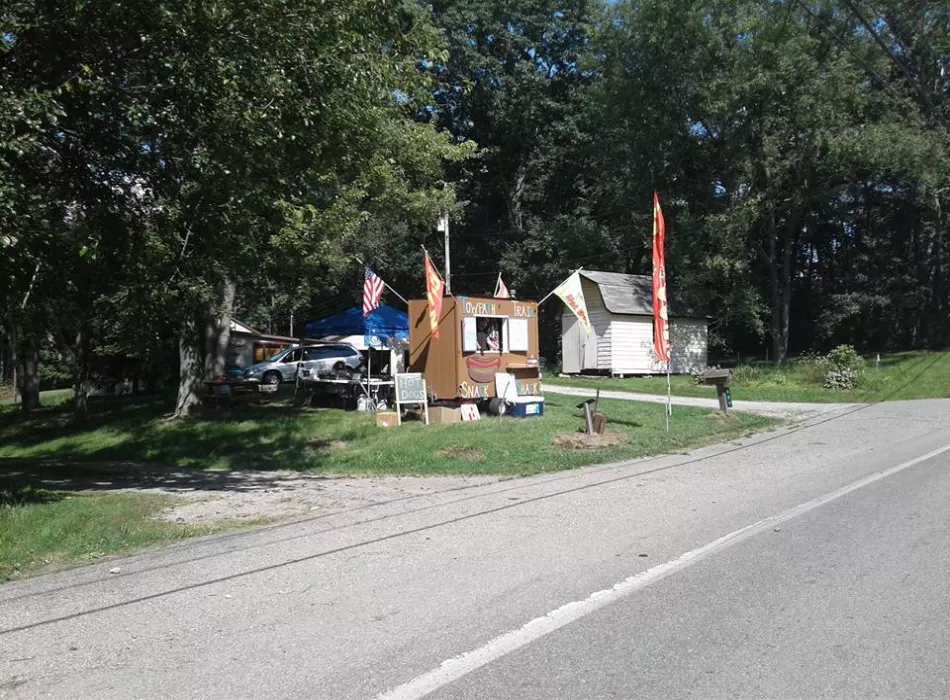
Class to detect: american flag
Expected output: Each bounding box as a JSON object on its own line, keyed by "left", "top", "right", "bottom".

{"left": 362, "top": 267, "right": 384, "bottom": 317}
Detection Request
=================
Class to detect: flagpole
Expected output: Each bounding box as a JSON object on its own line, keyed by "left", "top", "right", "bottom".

{"left": 666, "top": 361, "right": 672, "bottom": 432}
{"left": 355, "top": 257, "right": 409, "bottom": 305}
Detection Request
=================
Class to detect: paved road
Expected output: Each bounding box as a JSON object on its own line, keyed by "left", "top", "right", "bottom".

{"left": 3, "top": 400, "right": 949, "bottom": 700}
{"left": 543, "top": 382, "right": 854, "bottom": 418}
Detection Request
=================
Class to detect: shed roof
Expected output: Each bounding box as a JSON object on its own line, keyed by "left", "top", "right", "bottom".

{"left": 579, "top": 270, "right": 653, "bottom": 315}
{"left": 577, "top": 270, "right": 706, "bottom": 318}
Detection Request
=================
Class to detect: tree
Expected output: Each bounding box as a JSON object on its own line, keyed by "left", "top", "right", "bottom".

{"left": 2, "top": 0, "right": 470, "bottom": 415}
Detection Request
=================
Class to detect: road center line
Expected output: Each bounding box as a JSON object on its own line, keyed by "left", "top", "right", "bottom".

{"left": 372, "top": 443, "right": 950, "bottom": 700}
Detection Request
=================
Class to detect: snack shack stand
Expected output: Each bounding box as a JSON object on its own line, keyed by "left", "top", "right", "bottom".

{"left": 408, "top": 295, "right": 543, "bottom": 413}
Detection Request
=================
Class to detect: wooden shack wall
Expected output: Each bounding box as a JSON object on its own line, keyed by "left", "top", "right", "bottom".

{"left": 408, "top": 298, "right": 460, "bottom": 402}
{"left": 409, "top": 296, "right": 541, "bottom": 401}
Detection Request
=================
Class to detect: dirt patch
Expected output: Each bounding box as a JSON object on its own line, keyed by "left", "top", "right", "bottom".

{"left": 307, "top": 439, "right": 347, "bottom": 452}
{"left": 704, "top": 411, "right": 740, "bottom": 424}
{"left": 144, "top": 472, "right": 502, "bottom": 525}
{"left": 437, "top": 446, "right": 485, "bottom": 462}
{"left": 552, "top": 431, "right": 631, "bottom": 450}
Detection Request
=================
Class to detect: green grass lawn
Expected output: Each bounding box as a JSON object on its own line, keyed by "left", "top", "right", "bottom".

{"left": 0, "top": 488, "right": 242, "bottom": 581}
{"left": 0, "top": 387, "right": 74, "bottom": 406}
{"left": 0, "top": 390, "right": 774, "bottom": 476}
{"left": 547, "top": 351, "right": 950, "bottom": 404}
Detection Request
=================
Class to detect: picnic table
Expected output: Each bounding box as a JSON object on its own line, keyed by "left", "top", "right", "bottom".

{"left": 299, "top": 375, "right": 394, "bottom": 410}
{"left": 203, "top": 378, "right": 273, "bottom": 401}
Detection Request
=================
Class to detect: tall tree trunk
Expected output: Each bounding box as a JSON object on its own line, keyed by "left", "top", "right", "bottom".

{"left": 768, "top": 209, "right": 795, "bottom": 365}
{"left": 15, "top": 328, "right": 40, "bottom": 412}
{"left": 175, "top": 314, "right": 204, "bottom": 418}
{"left": 931, "top": 193, "right": 945, "bottom": 346}
{"left": 203, "top": 280, "right": 236, "bottom": 380}
{"left": 768, "top": 214, "right": 783, "bottom": 365}
{"left": 74, "top": 322, "right": 91, "bottom": 418}
{"left": 508, "top": 162, "right": 526, "bottom": 237}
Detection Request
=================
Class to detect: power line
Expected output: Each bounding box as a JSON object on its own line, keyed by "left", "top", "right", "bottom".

{"left": 789, "top": 0, "right": 915, "bottom": 109}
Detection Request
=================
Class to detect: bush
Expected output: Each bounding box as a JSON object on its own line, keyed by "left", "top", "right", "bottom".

{"left": 824, "top": 368, "right": 859, "bottom": 390}
{"left": 731, "top": 365, "right": 761, "bottom": 385}
{"left": 791, "top": 351, "right": 830, "bottom": 386}
{"left": 822, "top": 345, "right": 865, "bottom": 391}
{"left": 826, "top": 345, "right": 866, "bottom": 373}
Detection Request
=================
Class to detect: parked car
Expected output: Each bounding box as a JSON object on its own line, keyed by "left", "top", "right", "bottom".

{"left": 242, "top": 344, "right": 363, "bottom": 385}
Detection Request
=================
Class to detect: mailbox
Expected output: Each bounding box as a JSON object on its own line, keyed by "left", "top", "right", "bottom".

{"left": 701, "top": 369, "right": 733, "bottom": 412}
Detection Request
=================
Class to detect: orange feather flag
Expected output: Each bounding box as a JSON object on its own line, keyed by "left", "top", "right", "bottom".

{"left": 424, "top": 251, "right": 445, "bottom": 339}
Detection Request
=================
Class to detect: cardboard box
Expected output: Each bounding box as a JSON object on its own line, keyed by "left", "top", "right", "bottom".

{"left": 429, "top": 406, "right": 461, "bottom": 424}
{"left": 375, "top": 411, "right": 399, "bottom": 428}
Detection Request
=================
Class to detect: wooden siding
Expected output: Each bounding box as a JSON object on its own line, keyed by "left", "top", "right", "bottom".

{"left": 604, "top": 316, "right": 709, "bottom": 375}
{"left": 670, "top": 319, "right": 708, "bottom": 374}
{"left": 609, "top": 316, "right": 655, "bottom": 374}
{"left": 560, "top": 278, "right": 612, "bottom": 371}
{"left": 559, "top": 280, "right": 708, "bottom": 375}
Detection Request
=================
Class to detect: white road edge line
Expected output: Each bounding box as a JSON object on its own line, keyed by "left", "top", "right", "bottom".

{"left": 372, "top": 443, "right": 950, "bottom": 700}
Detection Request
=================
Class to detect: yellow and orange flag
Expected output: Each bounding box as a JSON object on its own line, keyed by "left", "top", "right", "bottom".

{"left": 652, "top": 191, "right": 671, "bottom": 364}
{"left": 424, "top": 250, "right": 445, "bottom": 339}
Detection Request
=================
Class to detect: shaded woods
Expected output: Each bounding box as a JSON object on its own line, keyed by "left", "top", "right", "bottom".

{"left": 2, "top": 0, "right": 948, "bottom": 412}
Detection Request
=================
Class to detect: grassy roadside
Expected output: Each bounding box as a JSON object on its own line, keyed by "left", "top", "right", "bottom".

{"left": 546, "top": 351, "right": 950, "bottom": 404}
{"left": 1, "top": 392, "right": 774, "bottom": 476}
{"left": 0, "top": 488, "right": 247, "bottom": 581}
{"left": 1, "top": 391, "right": 776, "bottom": 580}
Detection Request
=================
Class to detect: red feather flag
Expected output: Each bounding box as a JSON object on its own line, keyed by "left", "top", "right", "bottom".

{"left": 652, "top": 192, "right": 671, "bottom": 365}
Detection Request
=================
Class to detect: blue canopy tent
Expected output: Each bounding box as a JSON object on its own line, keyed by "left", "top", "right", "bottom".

{"left": 304, "top": 304, "right": 409, "bottom": 349}
{"left": 305, "top": 305, "right": 409, "bottom": 376}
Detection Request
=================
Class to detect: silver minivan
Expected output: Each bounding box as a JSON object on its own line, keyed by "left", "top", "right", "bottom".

{"left": 242, "top": 344, "right": 363, "bottom": 385}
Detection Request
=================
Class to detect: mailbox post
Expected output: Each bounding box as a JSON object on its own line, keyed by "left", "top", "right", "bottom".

{"left": 702, "top": 369, "right": 733, "bottom": 412}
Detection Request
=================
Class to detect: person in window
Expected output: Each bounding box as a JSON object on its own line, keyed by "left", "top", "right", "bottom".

{"left": 486, "top": 321, "right": 500, "bottom": 351}
{"left": 476, "top": 318, "right": 490, "bottom": 352}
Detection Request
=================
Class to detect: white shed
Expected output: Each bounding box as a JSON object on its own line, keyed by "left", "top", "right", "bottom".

{"left": 560, "top": 270, "right": 708, "bottom": 375}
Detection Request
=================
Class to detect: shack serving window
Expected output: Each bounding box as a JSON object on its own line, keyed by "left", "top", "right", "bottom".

{"left": 461, "top": 317, "right": 529, "bottom": 353}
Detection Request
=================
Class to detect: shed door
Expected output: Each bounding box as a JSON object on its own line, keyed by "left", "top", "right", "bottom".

{"left": 561, "top": 314, "right": 582, "bottom": 374}
{"left": 582, "top": 322, "right": 597, "bottom": 371}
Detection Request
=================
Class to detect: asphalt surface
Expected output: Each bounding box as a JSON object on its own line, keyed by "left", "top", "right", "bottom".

{"left": 3, "top": 399, "right": 949, "bottom": 700}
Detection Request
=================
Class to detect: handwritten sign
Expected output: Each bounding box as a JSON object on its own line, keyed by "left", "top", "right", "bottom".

{"left": 461, "top": 298, "right": 500, "bottom": 316}
{"left": 460, "top": 403, "right": 481, "bottom": 421}
{"left": 513, "top": 302, "right": 537, "bottom": 318}
{"left": 394, "top": 373, "right": 429, "bottom": 425}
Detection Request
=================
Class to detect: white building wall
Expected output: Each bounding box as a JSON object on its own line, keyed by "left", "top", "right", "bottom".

{"left": 584, "top": 279, "right": 613, "bottom": 371}
{"left": 561, "top": 279, "right": 612, "bottom": 372}
{"left": 609, "top": 316, "right": 655, "bottom": 374}
{"left": 608, "top": 317, "right": 709, "bottom": 375}
{"left": 670, "top": 318, "right": 708, "bottom": 374}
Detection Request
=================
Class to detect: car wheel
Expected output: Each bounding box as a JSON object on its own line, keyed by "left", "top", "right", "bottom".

{"left": 263, "top": 371, "right": 281, "bottom": 386}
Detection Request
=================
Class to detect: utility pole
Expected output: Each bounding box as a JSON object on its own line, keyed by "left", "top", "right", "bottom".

{"left": 438, "top": 213, "right": 451, "bottom": 294}
{"left": 289, "top": 311, "right": 294, "bottom": 338}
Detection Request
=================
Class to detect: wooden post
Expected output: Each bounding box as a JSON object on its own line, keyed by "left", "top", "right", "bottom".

{"left": 717, "top": 384, "right": 728, "bottom": 412}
